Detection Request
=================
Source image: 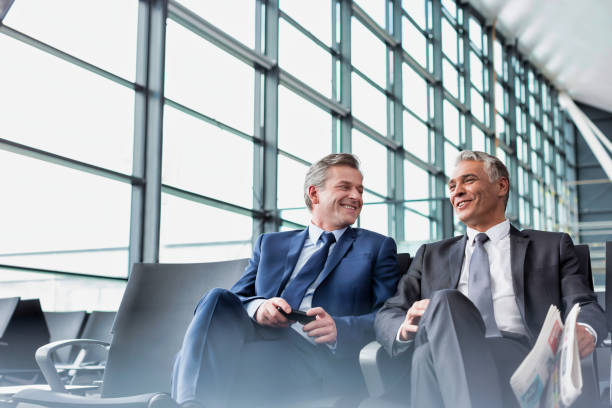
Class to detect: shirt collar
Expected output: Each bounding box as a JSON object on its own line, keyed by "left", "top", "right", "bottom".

{"left": 466, "top": 219, "right": 510, "bottom": 245}
{"left": 308, "top": 222, "right": 347, "bottom": 244}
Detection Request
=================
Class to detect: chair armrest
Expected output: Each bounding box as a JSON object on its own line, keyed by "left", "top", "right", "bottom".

{"left": 359, "top": 341, "right": 411, "bottom": 398}
{"left": 36, "top": 339, "right": 109, "bottom": 393}
{"left": 12, "top": 388, "right": 178, "bottom": 408}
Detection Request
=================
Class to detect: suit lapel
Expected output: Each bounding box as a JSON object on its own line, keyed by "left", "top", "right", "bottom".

{"left": 276, "top": 228, "right": 309, "bottom": 296}
{"left": 510, "top": 225, "right": 529, "bottom": 328}
{"left": 449, "top": 236, "right": 467, "bottom": 288}
{"left": 317, "top": 227, "right": 356, "bottom": 285}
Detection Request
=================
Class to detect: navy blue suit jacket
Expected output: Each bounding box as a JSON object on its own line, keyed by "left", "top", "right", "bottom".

{"left": 231, "top": 226, "right": 400, "bottom": 358}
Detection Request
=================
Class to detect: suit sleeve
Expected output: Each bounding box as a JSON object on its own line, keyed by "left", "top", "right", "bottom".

{"left": 375, "top": 244, "right": 426, "bottom": 357}
{"left": 333, "top": 236, "right": 400, "bottom": 358}
{"left": 559, "top": 233, "right": 607, "bottom": 345}
{"left": 230, "top": 234, "right": 266, "bottom": 304}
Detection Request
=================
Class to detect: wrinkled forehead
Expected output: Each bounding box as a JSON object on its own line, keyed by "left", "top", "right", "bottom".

{"left": 450, "top": 160, "right": 485, "bottom": 180}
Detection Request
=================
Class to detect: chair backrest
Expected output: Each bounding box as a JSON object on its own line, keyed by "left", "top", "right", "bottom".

{"left": 398, "top": 253, "right": 412, "bottom": 275}
{"left": 43, "top": 311, "right": 87, "bottom": 363}
{"left": 100, "top": 259, "right": 249, "bottom": 398}
{"left": 606, "top": 241, "right": 612, "bottom": 331}
{"left": 574, "top": 244, "right": 594, "bottom": 291}
{"left": 0, "top": 298, "right": 49, "bottom": 371}
{"left": 76, "top": 311, "right": 116, "bottom": 363}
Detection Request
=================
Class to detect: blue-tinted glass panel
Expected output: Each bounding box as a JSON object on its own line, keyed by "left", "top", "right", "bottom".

{"left": 0, "top": 150, "right": 130, "bottom": 278}
{"left": 165, "top": 20, "right": 254, "bottom": 135}
{"left": 278, "top": 86, "right": 333, "bottom": 164}
{"left": 352, "top": 130, "right": 388, "bottom": 197}
{"left": 403, "top": 111, "right": 430, "bottom": 163}
{"left": 403, "top": 63, "right": 428, "bottom": 119}
{"left": 0, "top": 35, "right": 134, "bottom": 174}
{"left": 280, "top": 0, "right": 332, "bottom": 46}
{"left": 279, "top": 18, "right": 332, "bottom": 97}
{"left": 352, "top": 18, "right": 387, "bottom": 87}
{"left": 162, "top": 105, "right": 254, "bottom": 208}
{"left": 4, "top": 0, "right": 138, "bottom": 80}
{"left": 159, "top": 194, "right": 253, "bottom": 263}
{"left": 352, "top": 73, "right": 387, "bottom": 136}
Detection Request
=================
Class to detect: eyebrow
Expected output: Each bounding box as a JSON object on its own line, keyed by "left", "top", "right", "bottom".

{"left": 448, "top": 173, "right": 479, "bottom": 186}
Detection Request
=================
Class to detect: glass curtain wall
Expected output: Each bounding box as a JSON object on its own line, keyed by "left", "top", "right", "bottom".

{"left": 0, "top": 0, "right": 582, "bottom": 310}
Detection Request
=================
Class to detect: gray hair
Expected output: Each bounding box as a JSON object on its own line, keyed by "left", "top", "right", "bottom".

{"left": 304, "top": 153, "right": 361, "bottom": 210}
{"left": 455, "top": 150, "right": 510, "bottom": 207}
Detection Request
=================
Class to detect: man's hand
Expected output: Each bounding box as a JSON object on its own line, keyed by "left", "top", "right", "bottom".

{"left": 255, "top": 297, "right": 292, "bottom": 328}
{"left": 303, "top": 307, "right": 337, "bottom": 344}
{"left": 576, "top": 324, "right": 596, "bottom": 359}
{"left": 399, "top": 299, "right": 430, "bottom": 341}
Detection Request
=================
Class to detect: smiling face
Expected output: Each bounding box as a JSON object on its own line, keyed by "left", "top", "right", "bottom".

{"left": 448, "top": 160, "right": 508, "bottom": 232}
{"left": 309, "top": 165, "right": 364, "bottom": 231}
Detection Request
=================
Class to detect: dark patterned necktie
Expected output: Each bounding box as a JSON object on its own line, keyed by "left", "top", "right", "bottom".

{"left": 468, "top": 233, "right": 501, "bottom": 337}
{"left": 282, "top": 232, "right": 336, "bottom": 310}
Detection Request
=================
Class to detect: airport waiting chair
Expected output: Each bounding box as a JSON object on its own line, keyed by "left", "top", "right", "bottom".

{"left": 0, "top": 298, "right": 50, "bottom": 386}
{"left": 43, "top": 311, "right": 87, "bottom": 364}
{"left": 358, "top": 245, "right": 603, "bottom": 408}
{"left": 11, "top": 259, "right": 250, "bottom": 408}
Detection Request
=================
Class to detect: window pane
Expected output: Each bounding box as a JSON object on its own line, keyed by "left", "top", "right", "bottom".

{"left": 175, "top": 0, "right": 255, "bottom": 48}
{"left": 469, "top": 17, "right": 482, "bottom": 52}
{"left": 403, "top": 63, "right": 428, "bottom": 119}
{"left": 442, "top": 17, "right": 458, "bottom": 65}
{"left": 405, "top": 210, "right": 430, "bottom": 242}
{"left": 0, "top": 35, "right": 134, "bottom": 174}
{"left": 402, "top": 0, "right": 426, "bottom": 29}
{"left": 165, "top": 20, "right": 254, "bottom": 135}
{"left": 471, "top": 87, "right": 484, "bottom": 123}
{"left": 352, "top": 18, "right": 387, "bottom": 87}
{"left": 470, "top": 51, "right": 483, "bottom": 90}
{"left": 402, "top": 17, "right": 427, "bottom": 68}
{"left": 159, "top": 194, "right": 253, "bottom": 263}
{"left": 404, "top": 160, "right": 429, "bottom": 200}
{"left": 403, "top": 111, "right": 429, "bottom": 163}
{"left": 280, "top": 0, "right": 332, "bottom": 46}
{"left": 359, "top": 201, "right": 389, "bottom": 236}
{"left": 354, "top": 0, "right": 386, "bottom": 28}
{"left": 162, "top": 106, "right": 254, "bottom": 208}
{"left": 472, "top": 124, "right": 486, "bottom": 152}
{"left": 444, "top": 142, "right": 460, "bottom": 176}
{"left": 4, "top": 0, "right": 138, "bottom": 80}
{"left": 278, "top": 155, "right": 310, "bottom": 210}
{"left": 0, "top": 269, "right": 125, "bottom": 311}
{"left": 278, "top": 87, "right": 333, "bottom": 164}
{"left": 352, "top": 130, "right": 388, "bottom": 196}
{"left": 443, "top": 58, "right": 460, "bottom": 100}
{"left": 352, "top": 73, "right": 387, "bottom": 136}
{"left": 443, "top": 99, "right": 462, "bottom": 146}
{"left": 279, "top": 19, "right": 332, "bottom": 97}
{"left": 0, "top": 151, "right": 130, "bottom": 278}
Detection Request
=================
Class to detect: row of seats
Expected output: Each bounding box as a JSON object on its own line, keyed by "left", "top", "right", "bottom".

{"left": 1, "top": 242, "right": 610, "bottom": 407}
{"left": 0, "top": 297, "right": 115, "bottom": 389}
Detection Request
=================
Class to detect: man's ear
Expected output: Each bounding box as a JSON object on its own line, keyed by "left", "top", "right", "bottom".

{"left": 308, "top": 185, "right": 319, "bottom": 205}
{"left": 497, "top": 177, "right": 509, "bottom": 198}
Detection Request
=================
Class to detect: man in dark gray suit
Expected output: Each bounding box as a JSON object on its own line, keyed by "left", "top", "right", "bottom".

{"left": 375, "top": 150, "right": 605, "bottom": 408}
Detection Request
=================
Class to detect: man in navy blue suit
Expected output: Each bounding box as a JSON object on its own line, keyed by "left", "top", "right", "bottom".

{"left": 172, "top": 153, "right": 400, "bottom": 408}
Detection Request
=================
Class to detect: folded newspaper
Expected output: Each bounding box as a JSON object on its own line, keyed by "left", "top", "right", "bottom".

{"left": 510, "top": 303, "right": 582, "bottom": 408}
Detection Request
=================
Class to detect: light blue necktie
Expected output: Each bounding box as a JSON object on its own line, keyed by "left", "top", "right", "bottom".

{"left": 469, "top": 233, "right": 501, "bottom": 337}
{"left": 281, "top": 232, "right": 336, "bottom": 310}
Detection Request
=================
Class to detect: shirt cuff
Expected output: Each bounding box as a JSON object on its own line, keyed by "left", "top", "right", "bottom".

{"left": 245, "top": 298, "right": 266, "bottom": 320}
{"left": 578, "top": 322, "right": 597, "bottom": 344}
{"left": 393, "top": 324, "right": 413, "bottom": 354}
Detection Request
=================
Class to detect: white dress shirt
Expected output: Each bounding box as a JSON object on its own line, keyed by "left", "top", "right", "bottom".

{"left": 459, "top": 220, "right": 527, "bottom": 335}
{"left": 245, "top": 223, "right": 347, "bottom": 346}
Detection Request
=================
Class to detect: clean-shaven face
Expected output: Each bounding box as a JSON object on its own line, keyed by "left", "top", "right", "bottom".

{"left": 311, "top": 165, "right": 364, "bottom": 230}
{"left": 448, "top": 160, "right": 506, "bottom": 231}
